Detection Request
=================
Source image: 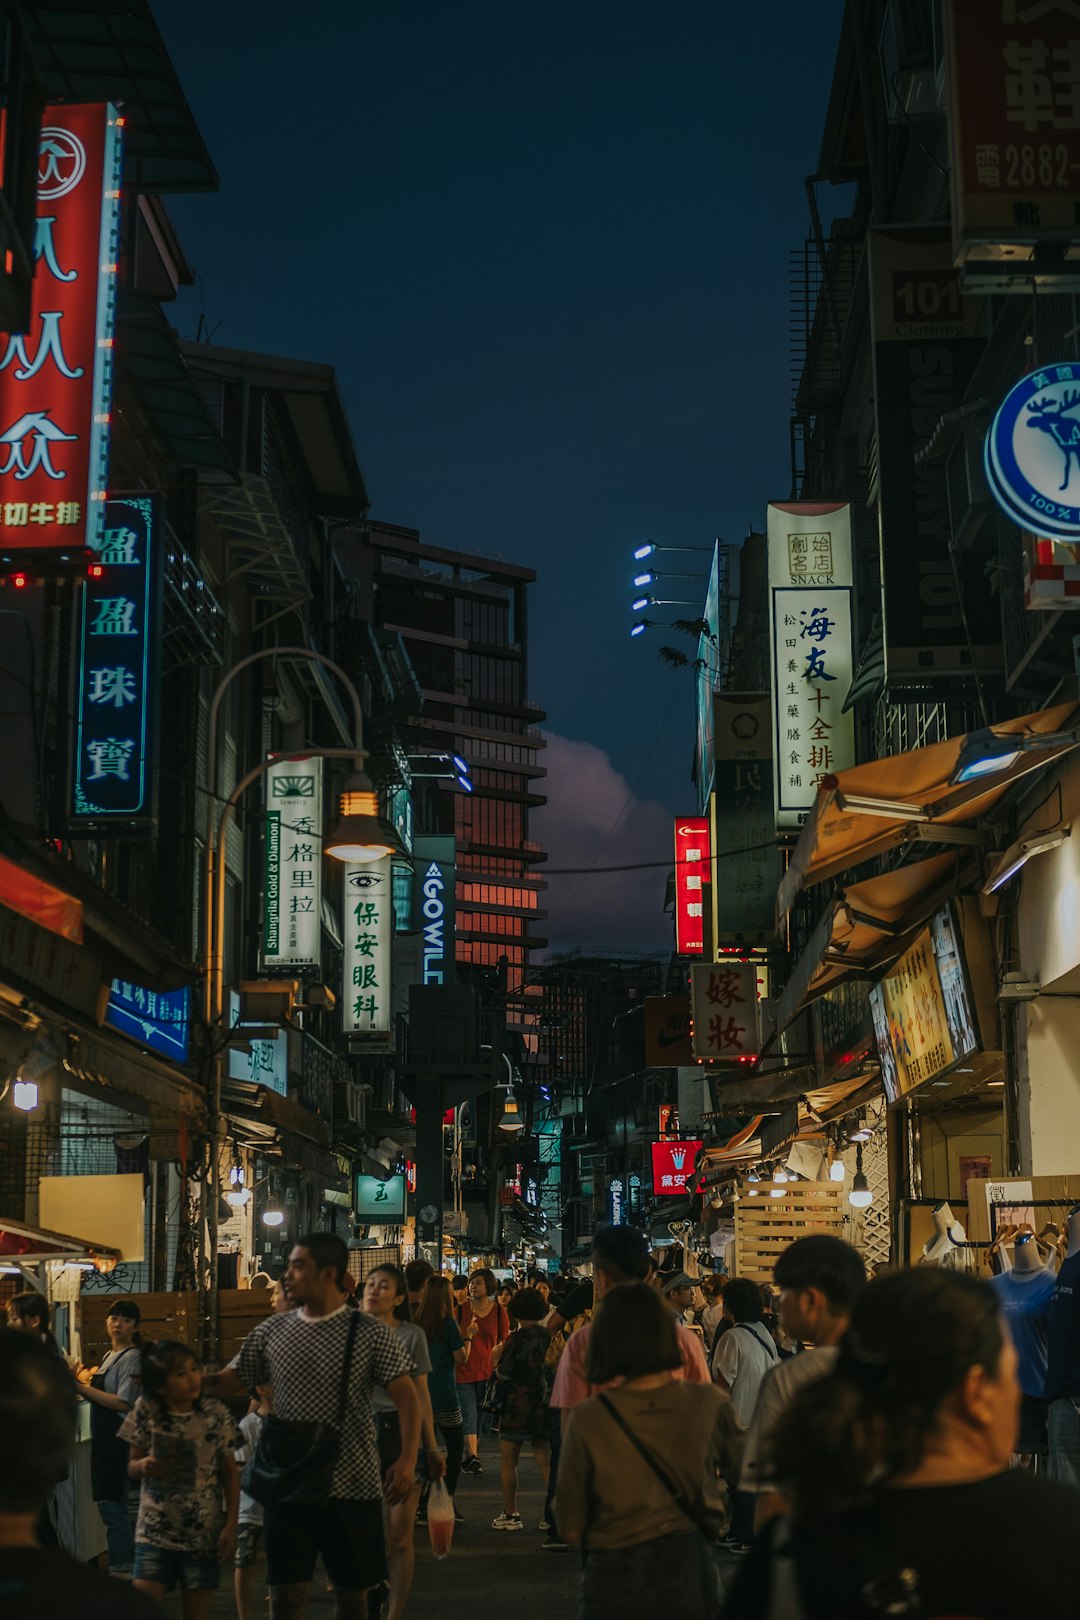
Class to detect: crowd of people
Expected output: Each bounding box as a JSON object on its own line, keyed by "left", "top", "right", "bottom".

{"left": 1, "top": 1228, "right": 1078, "bottom": 1619}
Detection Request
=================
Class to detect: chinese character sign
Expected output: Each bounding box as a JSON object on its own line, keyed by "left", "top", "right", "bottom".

{"left": 711, "top": 693, "right": 778, "bottom": 942}
{"left": 355, "top": 1173, "right": 405, "bottom": 1220}
{"left": 689, "top": 961, "right": 760, "bottom": 1061}
{"left": 651, "top": 1139, "right": 704, "bottom": 1197}
{"left": 105, "top": 979, "right": 190, "bottom": 1064}
{"left": 674, "top": 817, "right": 710, "bottom": 955}
{"left": 0, "top": 104, "right": 122, "bottom": 553}
{"left": 766, "top": 502, "right": 852, "bottom": 589}
{"left": 946, "top": 0, "right": 1080, "bottom": 248}
{"left": 263, "top": 756, "right": 323, "bottom": 968}
{"left": 769, "top": 588, "right": 855, "bottom": 827}
{"left": 69, "top": 495, "right": 161, "bottom": 827}
{"left": 985, "top": 361, "right": 1080, "bottom": 541}
{"left": 342, "top": 855, "right": 392, "bottom": 1045}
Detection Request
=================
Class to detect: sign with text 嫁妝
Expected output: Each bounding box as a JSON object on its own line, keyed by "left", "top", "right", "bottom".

{"left": 263, "top": 756, "right": 323, "bottom": 968}
{"left": 689, "top": 960, "right": 759, "bottom": 1062}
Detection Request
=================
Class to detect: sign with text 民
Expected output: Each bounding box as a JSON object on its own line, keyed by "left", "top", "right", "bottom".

{"left": 263, "top": 756, "right": 323, "bottom": 968}
{"left": 105, "top": 978, "right": 190, "bottom": 1064}
{"left": 674, "top": 817, "right": 709, "bottom": 955}
{"left": 689, "top": 960, "right": 759, "bottom": 1062}
{"left": 355, "top": 1173, "right": 405, "bottom": 1221}
{"left": 711, "top": 693, "right": 777, "bottom": 943}
{"left": 0, "top": 104, "right": 122, "bottom": 554}
{"left": 945, "top": 0, "right": 1080, "bottom": 252}
{"left": 651, "top": 1138, "right": 704, "bottom": 1197}
{"left": 870, "top": 906, "right": 980, "bottom": 1103}
{"left": 342, "top": 855, "right": 393, "bottom": 1051}
{"left": 412, "top": 834, "right": 456, "bottom": 986}
{"left": 985, "top": 361, "right": 1080, "bottom": 543}
{"left": 868, "top": 227, "right": 1001, "bottom": 685}
{"left": 69, "top": 495, "right": 162, "bottom": 829}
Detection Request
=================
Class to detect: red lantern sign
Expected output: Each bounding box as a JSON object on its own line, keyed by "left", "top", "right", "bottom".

{"left": 674, "top": 817, "right": 710, "bottom": 955}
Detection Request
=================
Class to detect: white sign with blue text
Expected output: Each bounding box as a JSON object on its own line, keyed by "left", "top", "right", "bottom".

{"left": 985, "top": 362, "right": 1080, "bottom": 542}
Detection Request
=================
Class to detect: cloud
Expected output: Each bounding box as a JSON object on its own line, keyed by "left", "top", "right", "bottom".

{"left": 530, "top": 732, "right": 674, "bottom": 956}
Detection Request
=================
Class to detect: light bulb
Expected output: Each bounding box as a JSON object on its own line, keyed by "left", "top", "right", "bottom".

{"left": 849, "top": 1177, "right": 873, "bottom": 1209}
{"left": 262, "top": 1209, "right": 285, "bottom": 1227}
{"left": 773, "top": 1166, "right": 788, "bottom": 1183}
{"left": 769, "top": 1185, "right": 785, "bottom": 1198}
{"left": 829, "top": 1159, "right": 846, "bottom": 1182}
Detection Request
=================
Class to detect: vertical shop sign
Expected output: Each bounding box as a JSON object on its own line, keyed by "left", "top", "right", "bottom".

{"left": 673, "top": 816, "right": 709, "bottom": 955}
{"left": 651, "top": 1139, "right": 704, "bottom": 1196}
{"left": 945, "top": 0, "right": 1080, "bottom": 252}
{"left": 412, "top": 834, "right": 456, "bottom": 985}
{"left": 868, "top": 227, "right": 1001, "bottom": 684}
{"left": 263, "top": 756, "right": 323, "bottom": 967}
{"left": 342, "top": 854, "right": 393, "bottom": 1051}
{"left": 0, "top": 104, "right": 122, "bottom": 554}
{"left": 69, "top": 494, "right": 161, "bottom": 828}
{"left": 711, "top": 693, "right": 777, "bottom": 942}
{"left": 607, "top": 1177, "right": 626, "bottom": 1226}
{"left": 689, "top": 960, "right": 759, "bottom": 1062}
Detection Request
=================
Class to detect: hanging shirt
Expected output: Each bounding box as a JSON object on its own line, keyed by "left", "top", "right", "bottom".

{"left": 1045, "top": 1251, "right": 1080, "bottom": 1402}
{"left": 989, "top": 1267, "right": 1055, "bottom": 1398}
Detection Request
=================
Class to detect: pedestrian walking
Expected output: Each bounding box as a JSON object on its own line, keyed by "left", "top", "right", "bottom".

{"left": 0, "top": 1332, "right": 160, "bottom": 1618}
{"left": 555, "top": 1282, "right": 739, "bottom": 1620}
{"left": 201, "top": 1232, "right": 421, "bottom": 1620}
{"left": 739, "top": 1235, "right": 866, "bottom": 1535}
{"left": 699, "top": 1276, "right": 727, "bottom": 1354}
{"left": 450, "top": 1275, "right": 469, "bottom": 1317}
{"left": 661, "top": 1271, "right": 696, "bottom": 1325}
{"left": 456, "top": 1268, "right": 510, "bottom": 1474}
{"left": 119, "top": 1339, "right": 240, "bottom": 1618}
{"left": 73, "top": 1297, "right": 142, "bottom": 1576}
{"left": 233, "top": 1384, "right": 271, "bottom": 1620}
{"left": 413, "top": 1276, "right": 467, "bottom": 1520}
{"left": 711, "top": 1277, "right": 778, "bottom": 1550}
{"left": 362, "top": 1264, "right": 446, "bottom": 1620}
{"left": 491, "top": 1287, "right": 552, "bottom": 1533}
{"left": 404, "top": 1259, "right": 434, "bottom": 1315}
{"left": 722, "top": 1269, "right": 1078, "bottom": 1619}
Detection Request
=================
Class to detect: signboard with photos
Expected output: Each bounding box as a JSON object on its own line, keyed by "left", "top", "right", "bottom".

{"left": 689, "top": 960, "right": 760, "bottom": 1062}
{"left": 869, "top": 905, "right": 981, "bottom": 1103}
{"left": 263, "top": 756, "right": 323, "bottom": 968}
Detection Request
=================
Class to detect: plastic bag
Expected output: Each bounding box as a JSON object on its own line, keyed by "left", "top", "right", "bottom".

{"left": 427, "top": 1477, "right": 455, "bottom": 1560}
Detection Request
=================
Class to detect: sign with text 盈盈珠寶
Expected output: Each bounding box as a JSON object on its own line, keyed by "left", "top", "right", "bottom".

{"left": 68, "top": 495, "right": 162, "bottom": 829}
{"left": 0, "top": 104, "right": 122, "bottom": 555}
{"left": 985, "top": 362, "right": 1080, "bottom": 543}
{"left": 342, "top": 855, "right": 392, "bottom": 1052}
{"left": 263, "top": 756, "right": 323, "bottom": 968}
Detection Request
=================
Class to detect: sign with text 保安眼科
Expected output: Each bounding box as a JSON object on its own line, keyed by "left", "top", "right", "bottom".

{"left": 68, "top": 494, "right": 162, "bottom": 829}
{"left": 263, "top": 756, "right": 323, "bottom": 968}
{"left": 342, "top": 855, "right": 392, "bottom": 1052}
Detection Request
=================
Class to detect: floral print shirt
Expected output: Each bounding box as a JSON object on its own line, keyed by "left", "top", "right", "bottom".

{"left": 119, "top": 1397, "right": 240, "bottom": 1555}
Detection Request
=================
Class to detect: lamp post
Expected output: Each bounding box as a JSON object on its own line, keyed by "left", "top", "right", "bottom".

{"left": 198, "top": 648, "right": 397, "bottom": 1359}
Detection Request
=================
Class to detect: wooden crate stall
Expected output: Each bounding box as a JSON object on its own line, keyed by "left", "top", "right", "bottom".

{"left": 734, "top": 1183, "right": 846, "bottom": 1282}
{"left": 80, "top": 1289, "right": 272, "bottom": 1370}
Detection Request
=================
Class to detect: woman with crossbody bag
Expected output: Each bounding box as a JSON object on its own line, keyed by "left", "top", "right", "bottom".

{"left": 554, "top": 1283, "right": 740, "bottom": 1620}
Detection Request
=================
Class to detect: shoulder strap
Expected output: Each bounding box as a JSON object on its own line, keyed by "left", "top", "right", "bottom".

{"left": 336, "top": 1310, "right": 360, "bottom": 1425}
{"left": 597, "top": 1393, "right": 712, "bottom": 1539}
{"left": 734, "top": 1321, "right": 779, "bottom": 1360}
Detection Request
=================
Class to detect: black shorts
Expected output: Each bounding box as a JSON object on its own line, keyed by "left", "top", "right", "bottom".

{"left": 1018, "top": 1393, "right": 1049, "bottom": 1455}
{"left": 262, "top": 1497, "right": 386, "bottom": 1591}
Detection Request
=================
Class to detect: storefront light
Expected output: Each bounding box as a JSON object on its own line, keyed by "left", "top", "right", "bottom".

{"left": 769, "top": 1184, "right": 785, "bottom": 1198}
{"left": 829, "top": 1158, "right": 846, "bottom": 1182}
{"left": 849, "top": 1144, "right": 873, "bottom": 1209}
{"left": 226, "top": 1188, "right": 251, "bottom": 1208}
{"left": 12, "top": 1079, "right": 38, "bottom": 1111}
{"left": 262, "top": 1208, "right": 285, "bottom": 1227}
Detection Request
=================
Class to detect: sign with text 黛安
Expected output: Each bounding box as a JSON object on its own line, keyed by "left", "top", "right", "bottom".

{"left": 68, "top": 495, "right": 162, "bottom": 829}
{"left": 263, "top": 756, "right": 323, "bottom": 968}
{"left": 342, "top": 855, "right": 393, "bottom": 1053}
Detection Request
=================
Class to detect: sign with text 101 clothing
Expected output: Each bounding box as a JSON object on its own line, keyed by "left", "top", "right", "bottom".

{"left": 689, "top": 960, "right": 759, "bottom": 1062}
{"left": 0, "top": 104, "right": 122, "bottom": 554}
{"left": 673, "top": 817, "right": 709, "bottom": 954}
{"left": 342, "top": 855, "right": 393, "bottom": 1052}
{"left": 263, "top": 756, "right": 323, "bottom": 967}
{"left": 68, "top": 495, "right": 162, "bottom": 829}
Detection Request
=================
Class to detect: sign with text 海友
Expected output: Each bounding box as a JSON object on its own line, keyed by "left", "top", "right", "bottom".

{"left": 651, "top": 1139, "right": 704, "bottom": 1197}
{"left": 342, "top": 855, "right": 393, "bottom": 1052}
{"left": 68, "top": 495, "right": 162, "bottom": 829}
{"left": 766, "top": 504, "right": 856, "bottom": 828}
{"left": 0, "top": 104, "right": 122, "bottom": 553}
{"left": 674, "top": 817, "right": 709, "bottom": 955}
{"left": 985, "top": 362, "right": 1080, "bottom": 542}
{"left": 689, "top": 960, "right": 759, "bottom": 1062}
{"left": 263, "top": 756, "right": 323, "bottom": 968}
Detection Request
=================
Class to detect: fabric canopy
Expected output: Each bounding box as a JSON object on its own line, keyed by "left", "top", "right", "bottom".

{"left": 0, "top": 1217, "right": 119, "bottom": 1262}
{"left": 777, "top": 702, "right": 1080, "bottom": 924}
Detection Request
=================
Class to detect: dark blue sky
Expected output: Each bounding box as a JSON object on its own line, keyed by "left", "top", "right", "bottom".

{"left": 153, "top": 1, "right": 846, "bottom": 946}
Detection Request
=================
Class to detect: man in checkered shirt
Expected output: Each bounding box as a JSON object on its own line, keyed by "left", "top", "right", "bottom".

{"left": 204, "top": 1232, "right": 420, "bottom": 1619}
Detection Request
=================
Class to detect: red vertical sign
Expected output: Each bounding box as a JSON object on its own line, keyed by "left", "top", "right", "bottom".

{"left": 0, "top": 103, "right": 121, "bottom": 554}
{"left": 674, "top": 817, "right": 710, "bottom": 955}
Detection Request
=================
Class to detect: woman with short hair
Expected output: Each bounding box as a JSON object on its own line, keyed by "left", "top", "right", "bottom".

{"left": 456, "top": 1268, "right": 510, "bottom": 1475}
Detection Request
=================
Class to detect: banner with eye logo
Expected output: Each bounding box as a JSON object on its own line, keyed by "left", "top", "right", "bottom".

{"left": 342, "top": 855, "right": 393, "bottom": 1051}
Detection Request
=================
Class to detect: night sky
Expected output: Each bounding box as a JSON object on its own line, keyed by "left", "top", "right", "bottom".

{"left": 152, "top": 0, "right": 846, "bottom": 952}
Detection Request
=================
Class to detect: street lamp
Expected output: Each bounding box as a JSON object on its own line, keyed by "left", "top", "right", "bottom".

{"left": 632, "top": 541, "right": 714, "bottom": 561}
{"left": 951, "top": 725, "right": 1080, "bottom": 786}
{"left": 325, "top": 771, "right": 401, "bottom": 861}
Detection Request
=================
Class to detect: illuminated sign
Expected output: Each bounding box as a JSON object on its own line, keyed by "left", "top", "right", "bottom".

{"left": 985, "top": 362, "right": 1080, "bottom": 544}
{"left": 651, "top": 1139, "right": 704, "bottom": 1197}
{"left": 342, "top": 855, "right": 392, "bottom": 1051}
{"left": 412, "top": 834, "right": 455, "bottom": 985}
{"left": 607, "top": 1177, "right": 625, "bottom": 1226}
{"left": 263, "top": 756, "right": 323, "bottom": 967}
{"left": 69, "top": 494, "right": 161, "bottom": 828}
{"left": 0, "top": 104, "right": 122, "bottom": 554}
{"left": 226, "top": 989, "right": 286, "bottom": 1095}
{"left": 105, "top": 978, "right": 190, "bottom": 1064}
{"left": 673, "top": 817, "right": 709, "bottom": 955}
{"left": 870, "top": 906, "right": 980, "bottom": 1103}
{"left": 355, "top": 1173, "right": 406, "bottom": 1220}
{"left": 689, "top": 960, "right": 759, "bottom": 1062}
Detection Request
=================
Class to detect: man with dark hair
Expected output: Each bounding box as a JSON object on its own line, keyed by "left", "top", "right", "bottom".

{"left": 0, "top": 1334, "right": 159, "bottom": 1615}
{"left": 740, "top": 1233, "right": 867, "bottom": 1532}
{"left": 203, "top": 1231, "right": 421, "bottom": 1620}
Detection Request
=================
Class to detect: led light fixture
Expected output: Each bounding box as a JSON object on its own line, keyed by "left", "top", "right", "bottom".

{"left": 983, "top": 826, "right": 1070, "bottom": 895}
{"left": 848, "top": 1144, "right": 873, "bottom": 1209}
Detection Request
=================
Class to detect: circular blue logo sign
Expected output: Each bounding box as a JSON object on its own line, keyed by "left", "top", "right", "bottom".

{"left": 985, "top": 362, "right": 1080, "bottom": 540}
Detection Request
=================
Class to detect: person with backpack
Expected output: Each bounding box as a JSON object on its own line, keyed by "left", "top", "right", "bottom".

{"left": 490, "top": 1288, "right": 553, "bottom": 1532}
{"left": 711, "top": 1278, "right": 778, "bottom": 1552}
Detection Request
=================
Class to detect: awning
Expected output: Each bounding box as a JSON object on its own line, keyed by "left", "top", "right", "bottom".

{"left": 774, "top": 852, "right": 961, "bottom": 1032}
{"left": 778, "top": 702, "right": 1080, "bottom": 924}
{"left": 0, "top": 1216, "right": 119, "bottom": 1263}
